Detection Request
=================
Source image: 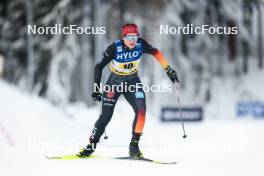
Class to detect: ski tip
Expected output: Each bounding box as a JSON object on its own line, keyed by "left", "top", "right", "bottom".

{"left": 45, "top": 155, "right": 79, "bottom": 160}
{"left": 153, "top": 160, "right": 177, "bottom": 165}
{"left": 45, "top": 155, "right": 63, "bottom": 159}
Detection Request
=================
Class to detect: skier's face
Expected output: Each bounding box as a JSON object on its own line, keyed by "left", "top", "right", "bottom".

{"left": 123, "top": 33, "right": 138, "bottom": 49}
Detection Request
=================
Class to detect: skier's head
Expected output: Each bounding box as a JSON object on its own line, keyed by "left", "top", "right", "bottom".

{"left": 121, "top": 23, "right": 139, "bottom": 49}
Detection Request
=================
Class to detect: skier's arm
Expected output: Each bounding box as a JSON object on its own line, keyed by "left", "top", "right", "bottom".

{"left": 151, "top": 50, "right": 169, "bottom": 69}
{"left": 93, "top": 43, "right": 115, "bottom": 91}
{"left": 141, "top": 39, "right": 169, "bottom": 69}
{"left": 141, "top": 39, "right": 179, "bottom": 83}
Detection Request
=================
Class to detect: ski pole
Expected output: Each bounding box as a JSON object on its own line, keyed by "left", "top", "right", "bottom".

{"left": 175, "top": 83, "right": 187, "bottom": 138}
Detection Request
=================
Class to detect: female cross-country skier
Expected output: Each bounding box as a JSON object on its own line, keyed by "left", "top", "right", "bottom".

{"left": 78, "top": 23, "right": 179, "bottom": 157}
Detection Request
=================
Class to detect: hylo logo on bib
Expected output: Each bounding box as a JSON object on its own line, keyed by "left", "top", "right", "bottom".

{"left": 116, "top": 51, "right": 139, "bottom": 60}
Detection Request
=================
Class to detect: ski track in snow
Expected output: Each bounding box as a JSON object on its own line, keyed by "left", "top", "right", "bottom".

{"left": 0, "top": 80, "right": 263, "bottom": 176}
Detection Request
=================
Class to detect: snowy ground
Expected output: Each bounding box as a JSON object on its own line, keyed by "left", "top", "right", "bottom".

{"left": 0, "top": 80, "right": 264, "bottom": 176}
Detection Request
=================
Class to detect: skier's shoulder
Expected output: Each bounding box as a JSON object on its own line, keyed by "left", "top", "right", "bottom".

{"left": 138, "top": 38, "right": 157, "bottom": 54}
{"left": 138, "top": 38, "right": 153, "bottom": 48}
{"left": 138, "top": 37, "right": 146, "bottom": 43}
{"left": 114, "top": 39, "right": 122, "bottom": 45}
{"left": 104, "top": 42, "right": 115, "bottom": 58}
{"left": 106, "top": 41, "right": 115, "bottom": 49}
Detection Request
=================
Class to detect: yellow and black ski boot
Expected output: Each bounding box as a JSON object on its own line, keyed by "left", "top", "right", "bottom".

{"left": 77, "top": 143, "right": 96, "bottom": 157}
{"left": 129, "top": 133, "right": 143, "bottom": 157}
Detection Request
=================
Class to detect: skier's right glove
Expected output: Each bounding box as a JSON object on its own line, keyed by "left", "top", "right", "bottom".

{"left": 91, "top": 92, "right": 102, "bottom": 102}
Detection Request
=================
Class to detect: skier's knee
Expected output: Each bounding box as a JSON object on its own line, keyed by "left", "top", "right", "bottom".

{"left": 95, "top": 115, "right": 112, "bottom": 128}
{"left": 134, "top": 107, "right": 146, "bottom": 116}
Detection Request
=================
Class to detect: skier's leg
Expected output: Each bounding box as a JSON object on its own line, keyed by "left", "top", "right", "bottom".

{"left": 123, "top": 78, "right": 146, "bottom": 157}
{"left": 91, "top": 89, "right": 121, "bottom": 143}
{"left": 124, "top": 84, "right": 146, "bottom": 134}
{"left": 78, "top": 80, "right": 121, "bottom": 156}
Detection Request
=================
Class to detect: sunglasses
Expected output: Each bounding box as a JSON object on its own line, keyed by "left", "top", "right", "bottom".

{"left": 124, "top": 35, "right": 139, "bottom": 42}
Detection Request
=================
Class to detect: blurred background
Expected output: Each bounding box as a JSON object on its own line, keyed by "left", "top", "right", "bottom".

{"left": 0, "top": 0, "right": 264, "bottom": 117}
{"left": 0, "top": 0, "right": 264, "bottom": 176}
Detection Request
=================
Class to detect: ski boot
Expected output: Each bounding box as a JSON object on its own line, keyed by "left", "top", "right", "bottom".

{"left": 129, "top": 133, "right": 143, "bottom": 157}
{"left": 77, "top": 139, "right": 97, "bottom": 157}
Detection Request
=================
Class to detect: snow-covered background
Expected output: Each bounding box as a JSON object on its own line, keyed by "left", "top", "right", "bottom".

{"left": 0, "top": 79, "right": 264, "bottom": 176}
{"left": 0, "top": 0, "right": 264, "bottom": 175}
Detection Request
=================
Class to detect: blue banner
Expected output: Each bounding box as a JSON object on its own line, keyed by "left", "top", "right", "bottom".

{"left": 237, "top": 101, "right": 264, "bottom": 118}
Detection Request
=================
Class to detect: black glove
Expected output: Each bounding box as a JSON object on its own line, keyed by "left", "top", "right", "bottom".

{"left": 165, "top": 66, "right": 179, "bottom": 83}
{"left": 91, "top": 92, "right": 102, "bottom": 102}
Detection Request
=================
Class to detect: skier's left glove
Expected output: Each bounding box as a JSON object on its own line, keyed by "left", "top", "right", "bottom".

{"left": 165, "top": 66, "right": 179, "bottom": 83}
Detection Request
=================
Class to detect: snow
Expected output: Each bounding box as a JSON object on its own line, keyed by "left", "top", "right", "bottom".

{"left": 0, "top": 79, "right": 264, "bottom": 176}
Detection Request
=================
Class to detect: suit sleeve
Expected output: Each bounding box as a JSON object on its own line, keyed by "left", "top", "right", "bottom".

{"left": 141, "top": 38, "right": 169, "bottom": 69}
{"left": 93, "top": 43, "right": 115, "bottom": 91}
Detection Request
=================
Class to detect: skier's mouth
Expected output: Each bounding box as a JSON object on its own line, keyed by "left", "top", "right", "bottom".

{"left": 129, "top": 43, "right": 136, "bottom": 47}
{"left": 125, "top": 43, "right": 136, "bottom": 49}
